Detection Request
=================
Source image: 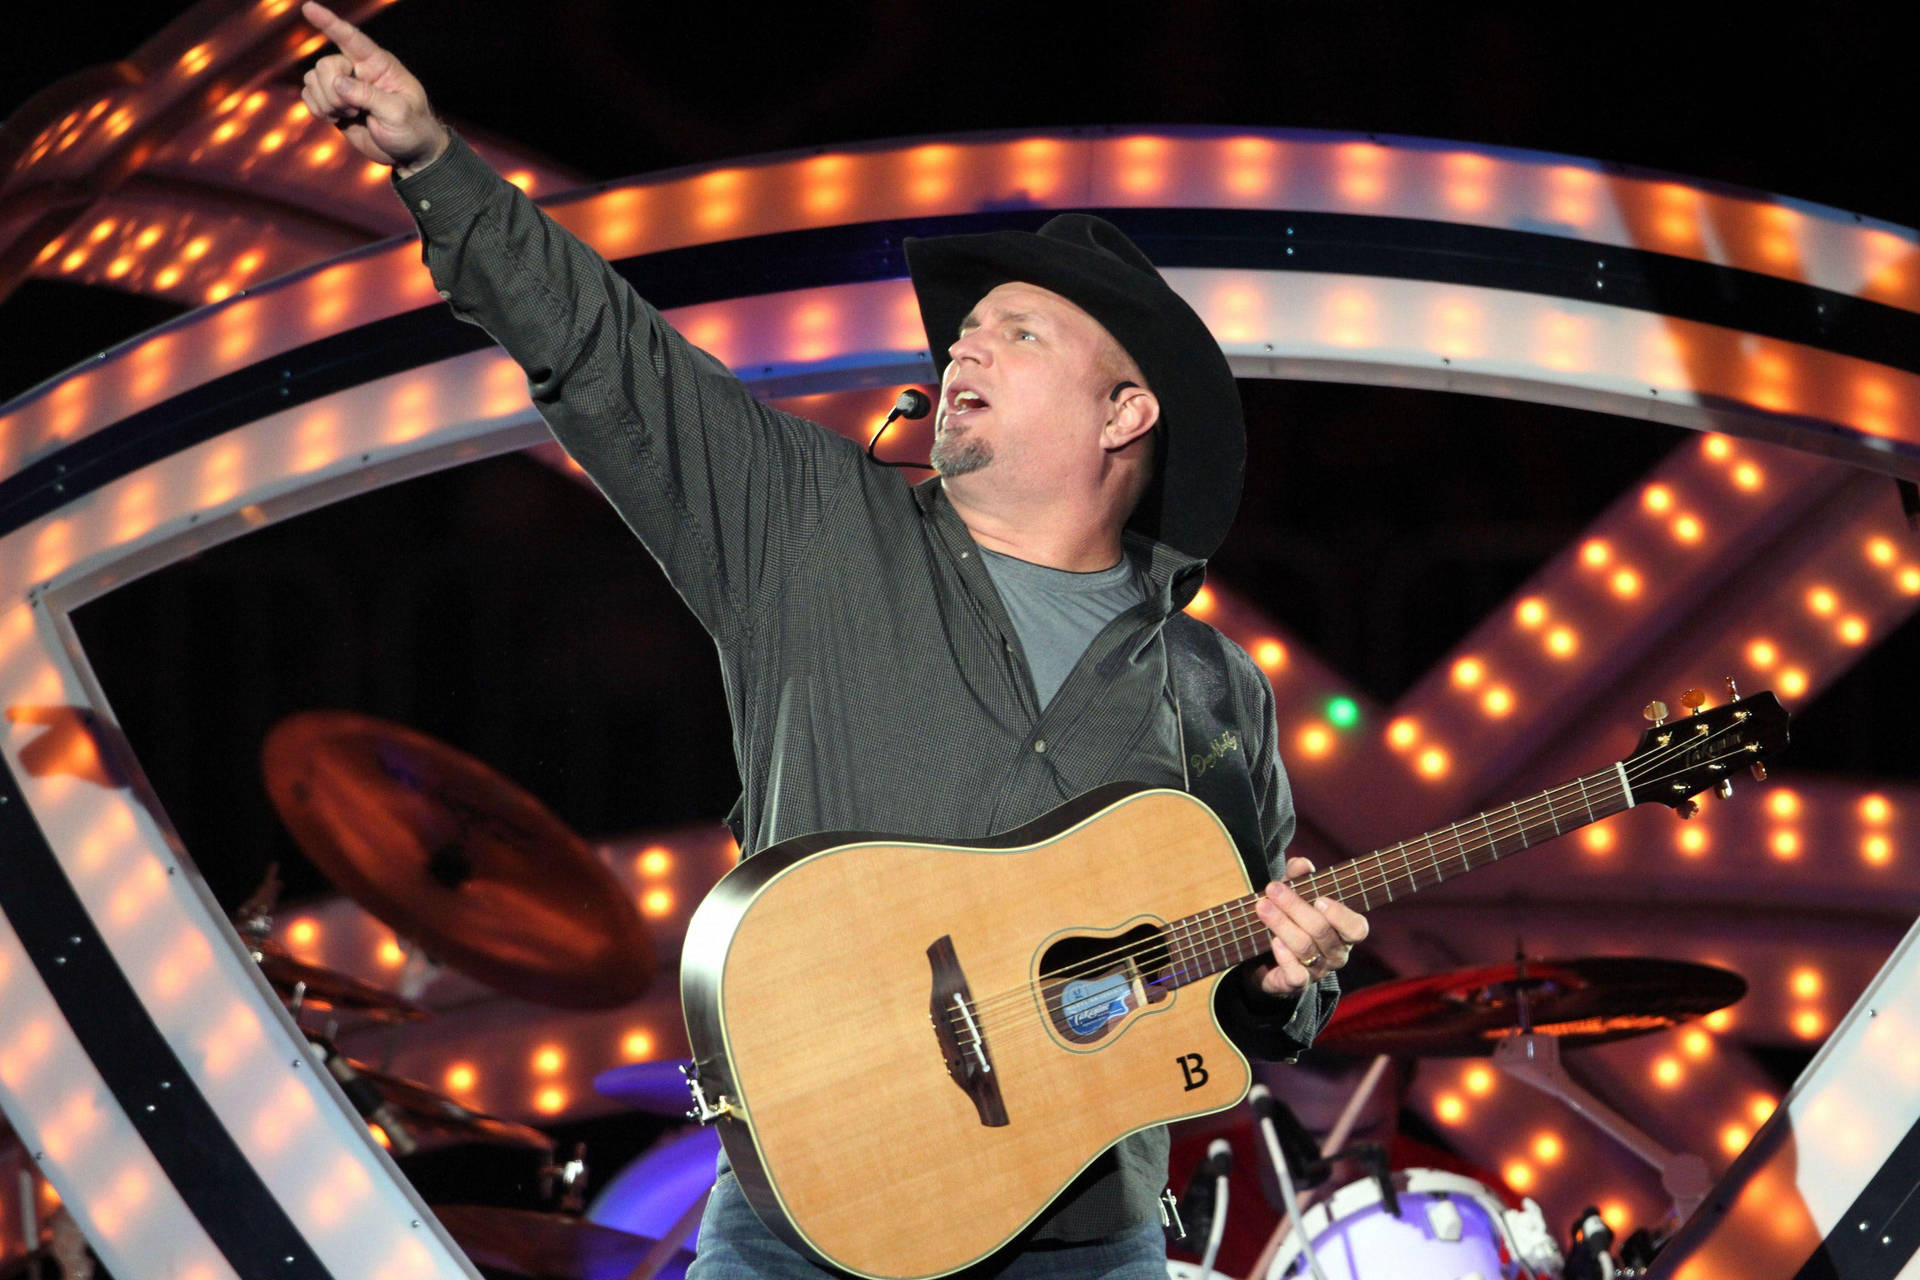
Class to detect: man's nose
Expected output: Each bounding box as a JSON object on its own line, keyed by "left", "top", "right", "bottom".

{"left": 948, "top": 331, "right": 990, "bottom": 365}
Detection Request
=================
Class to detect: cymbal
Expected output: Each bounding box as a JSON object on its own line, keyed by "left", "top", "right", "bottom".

{"left": 592, "top": 1059, "right": 694, "bottom": 1115}
{"left": 262, "top": 711, "right": 652, "bottom": 1009}
{"left": 356, "top": 1061, "right": 554, "bottom": 1152}
{"left": 252, "top": 938, "right": 430, "bottom": 1024}
{"left": 433, "top": 1205, "right": 691, "bottom": 1279}
{"left": 1316, "top": 956, "right": 1747, "bottom": 1058}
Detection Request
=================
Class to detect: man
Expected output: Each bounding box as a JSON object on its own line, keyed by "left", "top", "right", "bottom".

{"left": 298, "top": 5, "right": 1370, "bottom": 1275}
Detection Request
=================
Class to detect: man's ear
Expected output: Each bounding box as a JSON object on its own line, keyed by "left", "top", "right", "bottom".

{"left": 1102, "top": 385, "right": 1159, "bottom": 452}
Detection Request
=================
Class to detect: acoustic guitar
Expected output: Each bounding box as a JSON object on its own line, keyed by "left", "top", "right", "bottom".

{"left": 680, "top": 691, "right": 1789, "bottom": 1279}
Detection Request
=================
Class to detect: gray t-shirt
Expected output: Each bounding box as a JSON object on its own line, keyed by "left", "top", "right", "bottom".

{"left": 981, "top": 547, "right": 1149, "bottom": 708}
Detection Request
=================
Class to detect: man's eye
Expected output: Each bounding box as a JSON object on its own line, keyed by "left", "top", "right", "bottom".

{"left": 1015, "top": 329, "right": 1037, "bottom": 341}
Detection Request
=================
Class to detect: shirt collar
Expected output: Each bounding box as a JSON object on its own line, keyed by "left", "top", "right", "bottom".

{"left": 911, "top": 476, "right": 1207, "bottom": 615}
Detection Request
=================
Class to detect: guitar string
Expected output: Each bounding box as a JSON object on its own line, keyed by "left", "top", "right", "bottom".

{"left": 956, "top": 728, "right": 1756, "bottom": 1064}
{"left": 946, "top": 720, "right": 1755, "bottom": 1051}
{"left": 985, "top": 722, "right": 1754, "bottom": 1041}
{"left": 954, "top": 725, "right": 1727, "bottom": 1046}
{"left": 958, "top": 740, "right": 1676, "bottom": 1035}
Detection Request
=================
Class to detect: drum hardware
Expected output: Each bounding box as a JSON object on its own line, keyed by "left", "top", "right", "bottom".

{"left": 1493, "top": 1030, "right": 1712, "bottom": 1227}
{"left": 1247, "top": 1056, "right": 1394, "bottom": 1280}
{"left": 232, "top": 862, "right": 432, "bottom": 1025}
{"left": 1173, "top": 1139, "right": 1235, "bottom": 1280}
{"left": 262, "top": 711, "right": 654, "bottom": 1009}
{"left": 1268, "top": 1168, "right": 1562, "bottom": 1280}
{"left": 539, "top": 1142, "right": 590, "bottom": 1215}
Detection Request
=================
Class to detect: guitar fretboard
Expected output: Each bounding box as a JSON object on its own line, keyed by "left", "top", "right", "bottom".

{"left": 1162, "top": 764, "right": 1633, "bottom": 987}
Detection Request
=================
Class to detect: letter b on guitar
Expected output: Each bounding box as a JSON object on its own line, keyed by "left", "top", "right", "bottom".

{"left": 1177, "top": 1052, "right": 1208, "bottom": 1091}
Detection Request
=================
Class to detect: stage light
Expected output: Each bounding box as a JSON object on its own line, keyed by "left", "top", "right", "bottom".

{"left": 639, "top": 847, "right": 671, "bottom": 876}
{"left": 1326, "top": 697, "right": 1359, "bottom": 728}
{"left": 622, "top": 1029, "right": 654, "bottom": 1060}
{"left": 1533, "top": 1133, "right": 1562, "bottom": 1162}
{"left": 1860, "top": 794, "right": 1890, "bottom": 823}
{"left": 1546, "top": 627, "right": 1576, "bottom": 657}
{"left": 1253, "top": 638, "right": 1287, "bottom": 671}
{"left": 1900, "top": 567, "right": 1920, "bottom": 594}
{"left": 1482, "top": 686, "right": 1514, "bottom": 716}
{"left": 1515, "top": 597, "right": 1546, "bottom": 628}
{"left": 1838, "top": 616, "right": 1868, "bottom": 645}
{"left": 1793, "top": 1010, "right": 1825, "bottom": 1039}
{"left": 1581, "top": 539, "right": 1611, "bottom": 566}
{"left": 1601, "top": 1202, "right": 1629, "bottom": 1232}
{"left": 286, "top": 918, "right": 319, "bottom": 948}
{"left": 1791, "top": 968, "right": 1822, "bottom": 998}
{"left": 532, "top": 1045, "right": 565, "bottom": 1076}
{"left": 1672, "top": 515, "right": 1703, "bottom": 543}
{"left": 1677, "top": 827, "right": 1707, "bottom": 856}
{"left": 376, "top": 938, "right": 405, "bottom": 968}
{"left": 1779, "top": 668, "right": 1808, "bottom": 697}
{"left": 1867, "top": 537, "right": 1897, "bottom": 565}
{"left": 1683, "top": 1029, "right": 1712, "bottom": 1058}
{"left": 1581, "top": 826, "right": 1613, "bottom": 854}
{"left": 1417, "top": 747, "right": 1449, "bottom": 778}
{"left": 642, "top": 888, "right": 674, "bottom": 916}
{"left": 1750, "top": 1096, "right": 1776, "bottom": 1124}
{"left": 1505, "top": 1160, "right": 1534, "bottom": 1190}
{"left": 1298, "top": 724, "right": 1333, "bottom": 758}
{"left": 1436, "top": 1093, "right": 1465, "bottom": 1123}
{"left": 1767, "top": 790, "right": 1799, "bottom": 819}
{"left": 1704, "top": 1009, "right": 1732, "bottom": 1032}
{"left": 1722, "top": 1125, "right": 1750, "bottom": 1154}
{"left": 1747, "top": 638, "right": 1777, "bottom": 668}
{"left": 1386, "top": 718, "right": 1417, "bottom": 749}
{"left": 1703, "top": 434, "right": 1732, "bottom": 459}
{"left": 1652, "top": 1057, "right": 1682, "bottom": 1087}
{"left": 1451, "top": 657, "right": 1484, "bottom": 688}
{"left": 1610, "top": 568, "right": 1640, "bottom": 598}
{"left": 1863, "top": 835, "right": 1892, "bottom": 865}
{"left": 1807, "top": 586, "right": 1838, "bottom": 616}
{"left": 1187, "top": 586, "right": 1215, "bottom": 617}
{"left": 534, "top": 1086, "right": 567, "bottom": 1115}
{"left": 445, "top": 1064, "right": 477, "bottom": 1093}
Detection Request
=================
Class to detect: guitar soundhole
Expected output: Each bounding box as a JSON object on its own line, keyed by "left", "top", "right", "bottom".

{"left": 1038, "top": 924, "right": 1173, "bottom": 1045}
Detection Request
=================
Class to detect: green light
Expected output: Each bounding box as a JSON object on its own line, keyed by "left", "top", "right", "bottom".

{"left": 1327, "top": 696, "right": 1360, "bottom": 728}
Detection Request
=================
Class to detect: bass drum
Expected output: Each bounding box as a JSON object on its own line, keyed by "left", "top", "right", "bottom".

{"left": 1267, "top": 1168, "right": 1562, "bottom": 1280}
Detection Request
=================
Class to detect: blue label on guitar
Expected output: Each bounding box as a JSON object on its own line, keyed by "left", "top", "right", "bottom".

{"left": 1062, "top": 973, "right": 1133, "bottom": 1036}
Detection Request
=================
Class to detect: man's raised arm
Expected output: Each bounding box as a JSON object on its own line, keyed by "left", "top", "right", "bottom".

{"left": 297, "top": 3, "right": 863, "bottom": 646}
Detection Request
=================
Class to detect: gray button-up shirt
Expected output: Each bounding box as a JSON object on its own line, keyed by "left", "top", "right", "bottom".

{"left": 397, "top": 132, "right": 1332, "bottom": 1242}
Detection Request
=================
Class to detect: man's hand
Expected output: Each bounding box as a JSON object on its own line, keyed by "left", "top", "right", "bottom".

{"left": 299, "top": 1, "right": 448, "bottom": 175}
{"left": 1248, "top": 855, "right": 1369, "bottom": 999}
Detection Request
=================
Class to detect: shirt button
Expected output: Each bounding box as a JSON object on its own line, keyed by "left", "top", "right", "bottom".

{"left": 437, "top": 290, "right": 451, "bottom": 300}
{"left": 959, "top": 550, "right": 971, "bottom": 559}
{"left": 1034, "top": 740, "right": 1047, "bottom": 754}
{"left": 418, "top": 199, "right": 432, "bottom": 212}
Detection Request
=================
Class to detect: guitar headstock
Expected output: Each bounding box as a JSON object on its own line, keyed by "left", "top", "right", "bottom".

{"left": 1622, "top": 687, "right": 1790, "bottom": 812}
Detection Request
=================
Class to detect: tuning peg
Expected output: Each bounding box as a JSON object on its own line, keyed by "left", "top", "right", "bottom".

{"left": 1643, "top": 700, "right": 1669, "bottom": 726}
{"left": 1680, "top": 688, "right": 1708, "bottom": 714}
{"left": 1750, "top": 761, "right": 1769, "bottom": 782}
{"left": 1676, "top": 799, "right": 1700, "bottom": 820}
{"left": 1724, "top": 676, "right": 1743, "bottom": 702}
{"left": 1718, "top": 779, "right": 1734, "bottom": 799}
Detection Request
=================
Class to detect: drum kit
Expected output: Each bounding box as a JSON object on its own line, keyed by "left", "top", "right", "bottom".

{"left": 207, "top": 710, "right": 1745, "bottom": 1280}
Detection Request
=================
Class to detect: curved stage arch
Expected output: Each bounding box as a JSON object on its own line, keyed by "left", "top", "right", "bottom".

{"left": 1, "top": 127, "right": 1918, "bottom": 1279}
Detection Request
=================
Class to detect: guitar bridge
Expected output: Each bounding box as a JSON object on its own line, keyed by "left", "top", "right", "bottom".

{"left": 927, "top": 935, "right": 1008, "bottom": 1127}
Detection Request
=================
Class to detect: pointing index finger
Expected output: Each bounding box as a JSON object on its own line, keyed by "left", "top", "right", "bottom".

{"left": 301, "top": 1, "right": 386, "bottom": 66}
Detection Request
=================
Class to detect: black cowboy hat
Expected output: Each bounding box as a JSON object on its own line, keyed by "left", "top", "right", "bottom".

{"left": 903, "top": 213, "right": 1246, "bottom": 559}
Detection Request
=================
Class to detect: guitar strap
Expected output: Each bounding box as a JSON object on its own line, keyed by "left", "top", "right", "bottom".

{"left": 1162, "top": 612, "right": 1271, "bottom": 885}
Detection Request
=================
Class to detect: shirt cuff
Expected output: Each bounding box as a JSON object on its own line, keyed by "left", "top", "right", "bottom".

{"left": 1215, "top": 965, "right": 1339, "bottom": 1063}
{"left": 391, "top": 130, "right": 503, "bottom": 241}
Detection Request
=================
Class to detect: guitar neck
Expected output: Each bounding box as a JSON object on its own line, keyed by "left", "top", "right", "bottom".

{"left": 1165, "top": 762, "right": 1635, "bottom": 987}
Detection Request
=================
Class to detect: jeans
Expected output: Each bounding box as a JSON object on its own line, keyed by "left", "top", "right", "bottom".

{"left": 686, "top": 1170, "right": 1172, "bottom": 1280}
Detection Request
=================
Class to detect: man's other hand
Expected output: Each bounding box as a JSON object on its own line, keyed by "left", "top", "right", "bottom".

{"left": 299, "top": 1, "right": 448, "bottom": 176}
